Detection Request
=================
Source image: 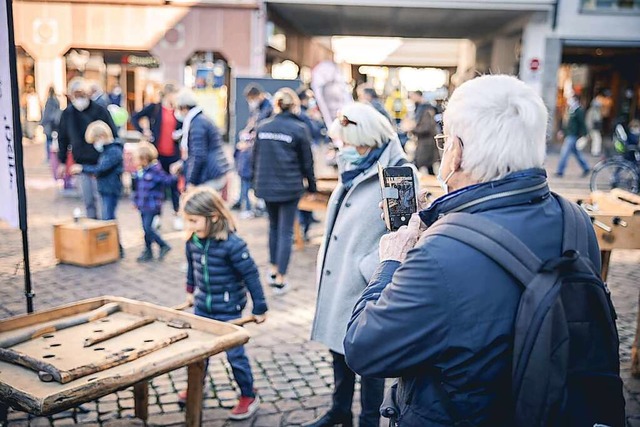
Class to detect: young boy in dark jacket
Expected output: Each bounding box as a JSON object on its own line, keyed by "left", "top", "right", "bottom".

{"left": 70, "top": 121, "right": 123, "bottom": 221}
{"left": 232, "top": 136, "right": 255, "bottom": 218}
{"left": 133, "top": 142, "right": 176, "bottom": 262}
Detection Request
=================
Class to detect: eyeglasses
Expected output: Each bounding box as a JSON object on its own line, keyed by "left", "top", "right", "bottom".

{"left": 434, "top": 134, "right": 464, "bottom": 151}
{"left": 340, "top": 115, "right": 358, "bottom": 127}
{"left": 434, "top": 134, "right": 449, "bottom": 151}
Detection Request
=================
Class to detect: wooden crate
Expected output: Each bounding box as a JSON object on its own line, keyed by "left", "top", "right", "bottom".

{"left": 53, "top": 219, "right": 119, "bottom": 267}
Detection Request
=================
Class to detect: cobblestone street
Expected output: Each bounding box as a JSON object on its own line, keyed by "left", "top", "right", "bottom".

{"left": 1, "top": 141, "right": 640, "bottom": 426}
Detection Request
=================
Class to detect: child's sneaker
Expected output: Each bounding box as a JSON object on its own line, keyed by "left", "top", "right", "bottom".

{"left": 159, "top": 245, "right": 172, "bottom": 260}
{"left": 239, "top": 210, "right": 255, "bottom": 220}
{"left": 136, "top": 249, "right": 153, "bottom": 263}
{"left": 173, "top": 215, "right": 184, "bottom": 231}
{"left": 229, "top": 395, "right": 260, "bottom": 420}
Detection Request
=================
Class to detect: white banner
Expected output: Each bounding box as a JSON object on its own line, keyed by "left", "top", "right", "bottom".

{"left": 0, "top": 0, "right": 20, "bottom": 229}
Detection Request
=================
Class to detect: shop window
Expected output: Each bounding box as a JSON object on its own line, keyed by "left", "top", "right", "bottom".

{"left": 582, "top": 0, "right": 640, "bottom": 10}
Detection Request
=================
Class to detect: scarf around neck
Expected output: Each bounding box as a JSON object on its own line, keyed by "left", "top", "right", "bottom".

{"left": 180, "top": 106, "right": 203, "bottom": 152}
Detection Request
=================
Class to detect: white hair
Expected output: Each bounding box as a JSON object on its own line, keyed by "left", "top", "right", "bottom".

{"left": 176, "top": 88, "right": 197, "bottom": 108}
{"left": 329, "top": 102, "right": 398, "bottom": 148}
{"left": 67, "top": 77, "right": 87, "bottom": 95}
{"left": 444, "top": 75, "right": 548, "bottom": 183}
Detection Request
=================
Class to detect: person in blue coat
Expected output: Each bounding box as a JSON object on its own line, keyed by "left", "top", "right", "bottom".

{"left": 174, "top": 89, "right": 231, "bottom": 198}
{"left": 180, "top": 187, "right": 267, "bottom": 420}
{"left": 343, "top": 75, "right": 602, "bottom": 426}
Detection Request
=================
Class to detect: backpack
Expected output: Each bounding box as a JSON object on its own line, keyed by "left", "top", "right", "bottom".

{"left": 424, "top": 196, "right": 625, "bottom": 427}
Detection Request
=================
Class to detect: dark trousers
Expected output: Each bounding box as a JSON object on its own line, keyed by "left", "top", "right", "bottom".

{"left": 330, "top": 350, "right": 385, "bottom": 427}
{"left": 158, "top": 155, "right": 181, "bottom": 213}
{"left": 195, "top": 308, "right": 255, "bottom": 397}
{"left": 101, "top": 194, "right": 119, "bottom": 221}
{"left": 265, "top": 199, "right": 299, "bottom": 275}
{"left": 140, "top": 211, "right": 168, "bottom": 250}
{"left": 298, "top": 210, "right": 313, "bottom": 236}
{"left": 239, "top": 178, "right": 252, "bottom": 211}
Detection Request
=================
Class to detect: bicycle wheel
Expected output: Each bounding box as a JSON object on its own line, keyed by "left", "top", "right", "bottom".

{"left": 590, "top": 160, "right": 640, "bottom": 193}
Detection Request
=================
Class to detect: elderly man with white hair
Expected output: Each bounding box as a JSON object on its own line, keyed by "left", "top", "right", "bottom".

{"left": 343, "top": 75, "right": 614, "bottom": 426}
{"left": 57, "top": 77, "right": 117, "bottom": 219}
{"left": 173, "top": 88, "right": 231, "bottom": 196}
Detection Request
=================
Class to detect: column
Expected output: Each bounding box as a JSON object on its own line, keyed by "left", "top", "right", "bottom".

{"left": 34, "top": 57, "right": 66, "bottom": 101}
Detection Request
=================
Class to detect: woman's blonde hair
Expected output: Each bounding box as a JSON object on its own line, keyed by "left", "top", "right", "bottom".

{"left": 273, "top": 87, "right": 301, "bottom": 115}
{"left": 136, "top": 142, "right": 158, "bottom": 165}
{"left": 182, "top": 187, "right": 237, "bottom": 241}
{"left": 85, "top": 120, "right": 113, "bottom": 144}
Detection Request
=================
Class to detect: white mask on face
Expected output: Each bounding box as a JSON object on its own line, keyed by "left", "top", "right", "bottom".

{"left": 174, "top": 111, "right": 184, "bottom": 123}
{"left": 94, "top": 142, "right": 104, "bottom": 153}
{"left": 436, "top": 143, "right": 456, "bottom": 193}
{"left": 72, "top": 97, "right": 90, "bottom": 111}
{"left": 248, "top": 100, "right": 259, "bottom": 111}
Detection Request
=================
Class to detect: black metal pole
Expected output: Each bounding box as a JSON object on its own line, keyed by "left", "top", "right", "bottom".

{"left": 5, "top": 0, "right": 34, "bottom": 313}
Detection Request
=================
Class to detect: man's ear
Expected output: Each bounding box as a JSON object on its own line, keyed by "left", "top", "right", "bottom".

{"left": 451, "top": 137, "right": 463, "bottom": 171}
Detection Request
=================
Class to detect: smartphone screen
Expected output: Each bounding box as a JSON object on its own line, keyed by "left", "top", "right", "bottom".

{"left": 379, "top": 164, "right": 417, "bottom": 231}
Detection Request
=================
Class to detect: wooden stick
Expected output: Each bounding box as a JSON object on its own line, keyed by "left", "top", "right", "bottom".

{"left": 0, "top": 347, "right": 61, "bottom": 381}
{"left": 134, "top": 381, "right": 149, "bottom": 421}
{"left": 0, "top": 303, "right": 120, "bottom": 349}
{"left": 83, "top": 317, "right": 155, "bottom": 347}
{"left": 54, "top": 331, "right": 189, "bottom": 384}
{"left": 229, "top": 315, "right": 257, "bottom": 326}
{"left": 172, "top": 301, "right": 192, "bottom": 311}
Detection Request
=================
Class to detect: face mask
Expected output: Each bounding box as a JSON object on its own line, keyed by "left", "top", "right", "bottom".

{"left": 340, "top": 146, "right": 369, "bottom": 165}
{"left": 112, "top": 87, "right": 122, "bottom": 96}
{"left": 94, "top": 142, "right": 104, "bottom": 153}
{"left": 72, "top": 97, "right": 89, "bottom": 111}
{"left": 174, "top": 111, "right": 184, "bottom": 123}
{"left": 308, "top": 99, "right": 317, "bottom": 109}
{"left": 248, "top": 100, "right": 259, "bottom": 110}
{"left": 436, "top": 144, "right": 456, "bottom": 193}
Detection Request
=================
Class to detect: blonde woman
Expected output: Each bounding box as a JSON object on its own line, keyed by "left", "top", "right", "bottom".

{"left": 305, "top": 102, "right": 408, "bottom": 427}
{"left": 253, "top": 88, "right": 317, "bottom": 293}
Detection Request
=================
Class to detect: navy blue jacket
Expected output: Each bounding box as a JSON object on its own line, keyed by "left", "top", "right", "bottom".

{"left": 184, "top": 111, "right": 231, "bottom": 186}
{"left": 186, "top": 233, "right": 268, "bottom": 316}
{"left": 253, "top": 112, "right": 317, "bottom": 202}
{"left": 81, "top": 142, "right": 124, "bottom": 196}
{"left": 344, "top": 169, "right": 601, "bottom": 426}
{"left": 133, "top": 162, "right": 176, "bottom": 214}
{"left": 57, "top": 101, "right": 118, "bottom": 165}
{"left": 131, "top": 103, "right": 180, "bottom": 158}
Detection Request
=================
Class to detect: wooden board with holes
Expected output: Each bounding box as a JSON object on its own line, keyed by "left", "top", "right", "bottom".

{"left": 0, "top": 296, "right": 249, "bottom": 416}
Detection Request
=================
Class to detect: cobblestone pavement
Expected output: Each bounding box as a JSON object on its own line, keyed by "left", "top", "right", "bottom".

{"left": 1, "top": 141, "right": 640, "bottom": 426}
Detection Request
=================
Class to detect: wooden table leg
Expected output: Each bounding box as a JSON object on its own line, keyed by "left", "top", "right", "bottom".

{"left": 600, "top": 250, "right": 612, "bottom": 282}
{"left": 294, "top": 218, "right": 304, "bottom": 250}
{"left": 185, "top": 360, "right": 206, "bottom": 427}
{"left": 133, "top": 380, "right": 149, "bottom": 422}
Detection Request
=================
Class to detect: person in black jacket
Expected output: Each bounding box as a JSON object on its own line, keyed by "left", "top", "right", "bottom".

{"left": 57, "top": 77, "right": 118, "bottom": 219}
{"left": 253, "top": 88, "right": 316, "bottom": 293}
{"left": 40, "top": 86, "right": 61, "bottom": 163}
{"left": 131, "top": 83, "right": 182, "bottom": 229}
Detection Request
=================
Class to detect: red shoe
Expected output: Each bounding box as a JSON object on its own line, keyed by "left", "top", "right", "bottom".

{"left": 229, "top": 395, "right": 260, "bottom": 420}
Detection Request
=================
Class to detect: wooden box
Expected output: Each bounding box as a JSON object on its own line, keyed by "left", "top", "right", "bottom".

{"left": 53, "top": 219, "right": 119, "bottom": 267}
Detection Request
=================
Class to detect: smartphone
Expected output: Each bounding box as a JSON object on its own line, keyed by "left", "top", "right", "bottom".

{"left": 378, "top": 163, "right": 418, "bottom": 231}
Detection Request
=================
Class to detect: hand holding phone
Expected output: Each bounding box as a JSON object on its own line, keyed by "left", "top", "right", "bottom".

{"left": 378, "top": 163, "right": 418, "bottom": 231}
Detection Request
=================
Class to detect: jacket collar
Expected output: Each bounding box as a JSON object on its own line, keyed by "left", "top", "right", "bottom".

{"left": 419, "top": 168, "right": 550, "bottom": 227}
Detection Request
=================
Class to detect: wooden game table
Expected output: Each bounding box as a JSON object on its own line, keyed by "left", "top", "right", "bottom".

{"left": 0, "top": 297, "right": 250, "bottom": 426}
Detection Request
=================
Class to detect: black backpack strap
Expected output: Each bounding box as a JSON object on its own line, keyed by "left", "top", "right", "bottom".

{"left": 425, "top": 213, "right": 542, "bottom": 286}
{"left": 555, "top": 195, "right": 590, "bottom": 256}
{"left": 394, "top": 157, "right": 409, "bottom": 167}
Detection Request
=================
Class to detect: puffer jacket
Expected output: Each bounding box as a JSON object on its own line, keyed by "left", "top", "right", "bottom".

{"left": 81, "top": 142, "right": 123, "bottom": 196}
{"left": 344, "top": 169, "right": 601, "bottom": 426}
{"left": 184, "top": 111, "right": 231, "bottom": 186}
{"left": 186, "top": 233, "right": 268, "bottom": 316}
{"left": 253, "top": 112, "right": 317, "bottom": 202}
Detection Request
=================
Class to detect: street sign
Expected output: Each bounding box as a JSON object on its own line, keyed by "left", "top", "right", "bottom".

{"left": 529, "top": 58, "right": 541, "bottom": 72}
{"left": 0, "top": 0, "right": 20, "bottom": 228}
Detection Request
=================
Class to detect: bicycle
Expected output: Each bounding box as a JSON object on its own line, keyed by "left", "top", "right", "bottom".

{"left": 590, "top": 125, "right": 640, "bottom": 194}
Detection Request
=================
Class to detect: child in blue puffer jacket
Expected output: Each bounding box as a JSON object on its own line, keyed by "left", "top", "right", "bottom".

{"left": 180, "top": 187, "right": 267, "bottom": 420}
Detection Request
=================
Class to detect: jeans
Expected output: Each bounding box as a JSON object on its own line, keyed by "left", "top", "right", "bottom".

{"left": 45, "top": 136, "right": 52, "bottom": 163}
{"left": 140, "top": 212, "right": 168, "bottom": 250}
{"left": 239, "top": 178, "right": 252, "bottom": 211}
{"left": 79, "top": 173, "right": 100, "bottom": 219}
{"left": 298, "top": 210, "right": 313, "bottom": 236}
{"left": 556, "top": 135, "right": 590, "bottom": 175}
{"left": 265, "top": 199, "right": 299, "bottom": 275}
{"left": 158, "top": 156, "right": 181, "bottom": 213}
{"left": 101, "top": 194, "right": 119, "bottom": 221}
{"left": 194, "top": 308, "right": 255, "bottom": 397}
{"left": 330, "top": 350, "right": 385, "bottom": 427}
